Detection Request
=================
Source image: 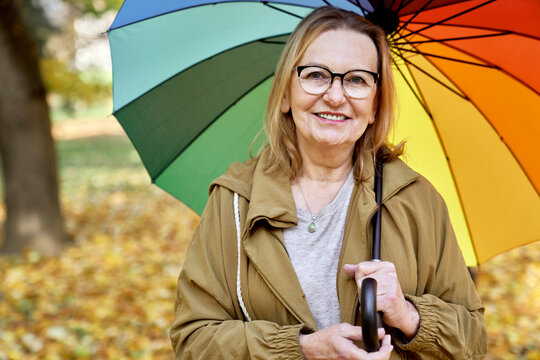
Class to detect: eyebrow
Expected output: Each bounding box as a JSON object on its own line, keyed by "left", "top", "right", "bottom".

{"left": 300, "top": 62, "right": 377, "bottom": 72}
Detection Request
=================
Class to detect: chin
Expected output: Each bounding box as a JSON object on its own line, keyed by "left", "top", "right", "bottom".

{"left": 314, "top": 135, "right": 354, "bottom": 148}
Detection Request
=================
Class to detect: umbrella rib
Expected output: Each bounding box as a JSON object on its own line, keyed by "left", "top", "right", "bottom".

{"left": 393, "top": 46, "right": 498, "bottom": 69}
{"left": 394, "top": 0, "right": 406, "bottom": 13}
{"left": 397, "top": 0, "right": 477, "bottom": 16}
{"left": 108, "top": 2, "right": 246, "bottom": 31}
{"left": 259, "top": 39, "right": 287, "bottom": 44}
{"left": 392, "top": 0, "right": 464, "bottom": 39}
{"left": 396, "top": 31, "right": 540, "bottom": 95}
{"left": 341, "top": 0, "right": 367, "bottom": 17}
{"left": 397, "top": 21, "right": 540, "bottom": 41}
{"left": 351, "top": 0, "right": 368, "bottom": 17}
{"left": 398, "top": 0, "right": 415, "bottom": 12}
{"left": 108, "top": 7, "right": 192, "bottom": 32}
{"left": 262, "top": 2, "right": 304, "bottom": 19}
{"left": 391, "top": 56, "right": 432, "bottom": 119}
{"left": 417, "top": 51, "right": 540, "bottom": 198}
{"left": 399, "top": 0, "right": 496, "bottom": 41}
{"left": 394, "top": 0, "right": 436, "bottom": 35}
{"left": 393, "top": 31, "right": 511, "bottom": 45}
{"left": 392, "top": 49, "right": 468, "bottom": 100}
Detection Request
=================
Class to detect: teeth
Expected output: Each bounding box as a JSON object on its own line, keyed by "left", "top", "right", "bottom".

{"left": 318, "top": 113, "right": 347, "bottom": 121}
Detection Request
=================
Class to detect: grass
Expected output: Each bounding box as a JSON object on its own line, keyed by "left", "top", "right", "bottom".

{"left": 49, "top": 101, "right": 113, "bottom": 124}
{"left": 56, "top": 135, "right": 149, "bottom": 197}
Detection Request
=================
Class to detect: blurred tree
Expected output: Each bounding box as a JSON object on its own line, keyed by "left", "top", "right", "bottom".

{"left": 0, "top": 0, "right": 68, "bottom": 254}
{"left": 66, "top": 0, "right": 123, "bottom": 15}
{"left": 42, "top": 0, "right": 119, "bottom": 116}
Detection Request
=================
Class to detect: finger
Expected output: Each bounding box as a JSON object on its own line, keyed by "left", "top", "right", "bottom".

{"left": 344, "top": 326, "right": 385, "bottom": 342}
{"left": 357, "top": 261, "right": 388, "bottom": 276}
{"left": 364, "top": 336, "right": 393, "bottom": 360}
{"left": 338, "top": 323, "right": 364, "bottom": 342}
{"left": 380, "top": 334, "right": 391, "bottom": 346}
{"left": 378, "top": 335, "right": 394, "bottom": 355}
{"left": 343, "top": 264, "right": 357, "bottom": 277}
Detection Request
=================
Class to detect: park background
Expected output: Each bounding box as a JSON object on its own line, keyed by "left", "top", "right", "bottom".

{"left": 0, "top": 0, "right": 539, "bottom": 359}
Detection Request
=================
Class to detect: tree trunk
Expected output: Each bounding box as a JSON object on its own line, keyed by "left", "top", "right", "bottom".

{"left": 0, "top": 0, "right": 69, "bottom": 254}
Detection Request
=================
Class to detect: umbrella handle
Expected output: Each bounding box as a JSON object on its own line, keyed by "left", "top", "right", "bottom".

{"left": 360, "top": 278, "right": 383, "bottom": 352}
{"left": 361, "top": 149, "right": 385, "bottom": 352}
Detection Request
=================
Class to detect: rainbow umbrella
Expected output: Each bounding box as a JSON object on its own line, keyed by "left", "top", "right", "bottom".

{"left": 108, "top": 0, "right": 540, "bottom": 266}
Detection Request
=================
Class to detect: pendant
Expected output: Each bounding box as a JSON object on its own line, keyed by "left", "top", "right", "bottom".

{"left": 308, "top": 221, "right": 316, "bottom": 233}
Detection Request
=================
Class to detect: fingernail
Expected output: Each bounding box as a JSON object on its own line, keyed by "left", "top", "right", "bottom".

{"left": 343, "top": 264, "right": 356, "bottom": 272}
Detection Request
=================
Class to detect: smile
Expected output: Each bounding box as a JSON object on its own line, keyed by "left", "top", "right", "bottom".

{"left": 316, "top": 113, "right": 349, "bottom": 121}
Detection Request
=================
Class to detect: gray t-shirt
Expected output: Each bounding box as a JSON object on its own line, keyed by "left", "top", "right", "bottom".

{"left": 283, "top": 171, "right": 355, "bottom": 330}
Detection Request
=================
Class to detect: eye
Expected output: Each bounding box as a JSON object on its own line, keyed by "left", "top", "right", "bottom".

{"left": 305, "top": 70, "right": 328, "bottom": 80}
{"left": 308, "top": 71, "right": 324, "bottom": 79}
{"left": 348, "top": 75, "right": 367, "bottom": 85}
{"left": 301, "top": 67, "right": 330, "bottom": 81}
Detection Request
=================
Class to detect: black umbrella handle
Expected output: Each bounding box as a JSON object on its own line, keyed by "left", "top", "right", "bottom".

{"left": 372, "top": 149, "right": 383, "bottom": 260}
{"left": 360, "top": 149, "right": 384, "bottom": 352}
{"left": 361, "top": 278, "right": 383, "bottom": 352}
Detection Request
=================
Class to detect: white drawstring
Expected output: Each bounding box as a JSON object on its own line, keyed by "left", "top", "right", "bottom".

{"left": 234, "top": 192, "right": 252, "bottom": 322}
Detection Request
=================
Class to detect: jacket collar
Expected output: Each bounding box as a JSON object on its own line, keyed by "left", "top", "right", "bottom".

{"left": 212, "top": 147, "right": 419, "bottom": 237}
{"left": 238, "top": 148, "right": 419, "bottom": 230}
{"left": 211, "top": 149, "right": 299, "bottom": 232}
{"left": 245, "top": 150, "right": 298, "bottom": 232}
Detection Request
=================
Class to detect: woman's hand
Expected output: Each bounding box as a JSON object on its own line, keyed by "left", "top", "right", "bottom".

{"left": 343, "top": 261, "right": 419, "bottom": 339}
{"left": 299, "top": 323, "right": 393, "bottom": 360}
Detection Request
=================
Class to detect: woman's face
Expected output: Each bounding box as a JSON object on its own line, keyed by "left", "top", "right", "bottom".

{"left": 281, "top": 29, "right": 378, "bottom": 153}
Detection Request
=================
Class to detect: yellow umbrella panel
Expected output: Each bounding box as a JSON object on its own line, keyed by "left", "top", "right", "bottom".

{"left": 392, "top": 55, "right": 540, "bottom": 266}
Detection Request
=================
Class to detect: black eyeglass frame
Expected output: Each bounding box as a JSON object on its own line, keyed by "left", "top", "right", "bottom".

{"left": 294, "top": 65, "right": 379, "bottom": 97}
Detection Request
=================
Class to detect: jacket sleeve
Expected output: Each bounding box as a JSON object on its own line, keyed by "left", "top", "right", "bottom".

{"left": 391, "top": 178, "right": 487, "bottom": 359}
{"left": 170, "top": 187, "right": 305, "bottom": 360}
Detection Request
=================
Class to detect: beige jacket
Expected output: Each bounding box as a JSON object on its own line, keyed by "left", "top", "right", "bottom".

{"left": 170, "top": 148, "right": 487, "bottom": 359}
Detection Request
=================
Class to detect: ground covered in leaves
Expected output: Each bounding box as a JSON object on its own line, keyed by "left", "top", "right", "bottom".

{"left": 0, "top": 131, "right": 539, "bottom": 359}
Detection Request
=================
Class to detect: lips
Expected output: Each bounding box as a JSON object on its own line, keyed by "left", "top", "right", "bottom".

{"left": 315, "top": 112, "right": 349, "bottom": 121}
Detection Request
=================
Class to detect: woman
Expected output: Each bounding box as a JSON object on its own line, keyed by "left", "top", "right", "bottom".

{"left": 170, "top": 6, "right": 486, "bottom": 359}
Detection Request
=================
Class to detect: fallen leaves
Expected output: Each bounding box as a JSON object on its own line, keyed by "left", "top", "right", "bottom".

{"left": 2, "top": 186, "right": 539, "bottom": 359}
{"left": 476, "top": 242, "right": 540, "bottom": 360}
{"left": 0, "top": 185, "right": 199, "bottom": 359}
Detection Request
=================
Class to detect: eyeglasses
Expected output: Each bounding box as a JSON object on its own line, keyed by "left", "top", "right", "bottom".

{"left": 294, "top": 65, "right": 379, "bottom": 99}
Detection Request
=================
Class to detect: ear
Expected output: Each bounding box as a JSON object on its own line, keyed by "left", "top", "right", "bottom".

{"left": 281, "top": 93, "right": 290, "bottom": 113}
{"left": 368, "top": 112, "right": 376, "bottom": 125}
{"left": 369, "top": 94, "right": 378, "bottom": 124}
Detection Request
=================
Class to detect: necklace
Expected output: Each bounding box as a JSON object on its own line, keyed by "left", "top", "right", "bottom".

{"left": 298, "top": 174, "right": 349, "bottom": 233}
{"left": 298, "top": 183, "right": 318, "bottom": 233}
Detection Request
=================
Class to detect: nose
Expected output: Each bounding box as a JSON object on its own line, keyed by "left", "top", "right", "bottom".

{"left": 324, "top": 77, "right": 347, "bottom": 106}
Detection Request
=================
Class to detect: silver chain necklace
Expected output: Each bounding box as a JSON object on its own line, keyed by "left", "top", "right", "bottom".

{"left": 298, "top": 182, "right": 318, "bottom": 233}
{"left": 298, "top": 176, "right": 348, "bottom": 233}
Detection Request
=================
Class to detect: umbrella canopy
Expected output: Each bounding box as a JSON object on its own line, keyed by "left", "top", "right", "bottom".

{"left": 108, "top": 0, "right": 540, "bottom": 266}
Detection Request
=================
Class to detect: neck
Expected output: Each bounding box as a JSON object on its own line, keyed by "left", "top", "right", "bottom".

{"left": 297, "top": 140, "right": 354, "bottom": 183}
{"left": 291, "top": 141, "right": 355, "bottom": 214}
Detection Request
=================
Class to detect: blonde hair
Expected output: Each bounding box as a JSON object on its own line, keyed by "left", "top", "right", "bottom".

{"left": 263, "top": 6, "right": 403, "bottom": 181}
